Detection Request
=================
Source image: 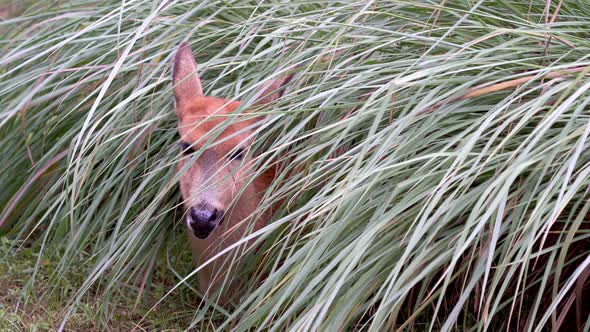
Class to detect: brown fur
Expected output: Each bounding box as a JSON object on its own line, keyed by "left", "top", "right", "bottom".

{"left": 172, "top": 42, "right": 290, "bottom": 303}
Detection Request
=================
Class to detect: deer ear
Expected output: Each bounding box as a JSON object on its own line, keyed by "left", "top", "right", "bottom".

{"left": 253, "top": 73, "right": 294, "bottom": 105}
{"left": 173, "top": 42, "right": 203, "bottom": 107}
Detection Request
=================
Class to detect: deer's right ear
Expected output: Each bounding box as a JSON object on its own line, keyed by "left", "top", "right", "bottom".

{"left": 173, "top": 42, "right": 203, "bottom": 110}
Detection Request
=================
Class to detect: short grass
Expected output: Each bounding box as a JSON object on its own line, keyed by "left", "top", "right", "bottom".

{"left": 0, "top": 238, "right": 198, "bottom": 331}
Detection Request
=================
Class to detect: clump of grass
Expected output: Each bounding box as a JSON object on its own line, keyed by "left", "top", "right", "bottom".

{"left": 1, "top": 0, "right": 589, "bottom": 331}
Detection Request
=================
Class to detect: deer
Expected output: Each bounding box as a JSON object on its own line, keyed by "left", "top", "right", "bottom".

{"left": 172, "top": 42, "right": 292, "bottom": 303}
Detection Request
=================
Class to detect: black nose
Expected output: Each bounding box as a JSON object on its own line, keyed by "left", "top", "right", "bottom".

{"left": 188, "top": 207, "right": 223, "bottom": 239}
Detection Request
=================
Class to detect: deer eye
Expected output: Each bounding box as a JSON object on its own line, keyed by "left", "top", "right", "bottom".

{"left": 229, "top": 148, "right": 245, "bottom": 161}
{"left": 178, "top": 142, "right": 194, "bottom": 155}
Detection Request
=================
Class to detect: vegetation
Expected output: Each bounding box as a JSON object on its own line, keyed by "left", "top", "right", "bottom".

{"left": 1, "top": 0, "right": 589, "bottom": 330}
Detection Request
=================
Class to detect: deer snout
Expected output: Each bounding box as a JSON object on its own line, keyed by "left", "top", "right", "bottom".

{"left": 188, "top": 206, "right": 224, "bottom": 239}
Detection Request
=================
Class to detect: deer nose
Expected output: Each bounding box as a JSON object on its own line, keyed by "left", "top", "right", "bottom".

{"left": 188, "top": 207, "right": 223, "bottom": 239}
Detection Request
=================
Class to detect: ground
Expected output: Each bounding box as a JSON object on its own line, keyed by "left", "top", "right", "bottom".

{"left": 0, "top": 237, "right": 199, "bottom": 331}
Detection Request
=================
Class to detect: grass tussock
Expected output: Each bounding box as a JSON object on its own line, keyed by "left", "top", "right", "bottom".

{"left": 1, "top": 0, "right": 589, "bottom": 330}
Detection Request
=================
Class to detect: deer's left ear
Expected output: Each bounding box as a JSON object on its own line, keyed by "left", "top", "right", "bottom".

{"left": 253, "top": 73, "right": 294, "bottom": 105}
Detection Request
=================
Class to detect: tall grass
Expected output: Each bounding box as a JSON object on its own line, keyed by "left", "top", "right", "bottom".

{"left": 1, "top": 0, "right": 589, "bottom": 330}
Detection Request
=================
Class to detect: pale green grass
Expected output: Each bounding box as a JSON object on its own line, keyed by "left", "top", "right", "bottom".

{"left": 1, "top": 0, "right": 589, "bottom": 331}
